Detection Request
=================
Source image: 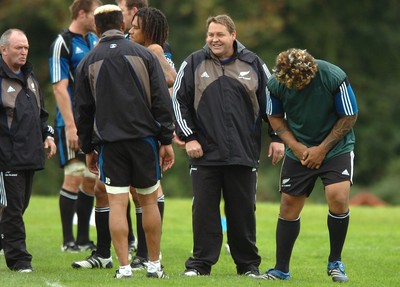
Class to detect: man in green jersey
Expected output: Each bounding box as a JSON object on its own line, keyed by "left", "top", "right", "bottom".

{"left": 263, "top": 48, "right": 358, "bottom": 283}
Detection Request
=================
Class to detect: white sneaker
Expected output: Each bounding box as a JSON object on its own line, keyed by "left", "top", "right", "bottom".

{"left": 182, "top": 269, "right": 201, "bottom": 276}
{"left": 72, "top": 251, "right": 113, "bottom": 269}
{"left": 114, "top": 269, "right": 132, "bottom": 279}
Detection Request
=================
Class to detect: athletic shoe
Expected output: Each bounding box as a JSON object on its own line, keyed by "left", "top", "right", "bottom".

{"left": 61, "top": 242, "right": 80, "bottom": 253}
{"left": 127, "top": 239, "right": 137, "bottom": 261}
{"left": 0, "top": 249, "right": 3, "bottom": 256}
{"left": 71, "top": 251, "right": 113, "bottom": 269}
{"left": 261, "top": 268, "right": 290, "bottom": 280}
{"left": 146, "top": 269, "right": 169, "bottom": 279}
{"left": 182, "top": 269, "right": 201, "bottom": 276}
{"left": 244, "top": 270, "right": 260, "bottom": 278}
{"left": 327, "top": 261, "right": 348, "bottom": 282}
{"left": 18, "top": 268, "right": 33, "bottom": 273}
{"left": 225, "top": 242, "right": 231, "bottom": 254}
{"left": 130, "top": 256, "right": 148, "bottom": 270}
{"left": 78, "top": 241, "right": 96, "bottom": 252}
{"left": 114, "top": 269, "right": 132, "bottom": 279}
{"left": 14, "top": 266, "right": 33, "bottom": 273}
{"left": 128, "top": 238, "right": 137, "bottom": 254}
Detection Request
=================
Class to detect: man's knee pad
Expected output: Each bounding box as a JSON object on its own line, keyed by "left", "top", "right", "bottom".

{"left": 106, "top": 185, "right": 130, "bottom": 194}
{"left": 64, "top": 161, "right": 86, "bottom": 177}
{"left": 84, "top": 166, "right": 98, "bottom": 179}
{"left": 136, "top": 180, "right": 160, "bottom": 195}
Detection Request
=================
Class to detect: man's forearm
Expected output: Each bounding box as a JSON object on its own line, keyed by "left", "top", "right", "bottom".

{"left": 320, "top": 114, "right": 358, "bottom": 152}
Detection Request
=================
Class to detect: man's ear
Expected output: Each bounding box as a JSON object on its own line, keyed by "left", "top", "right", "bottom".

{"left": 121, "top": 21, "right": 126, "bottom": 32}
{"left": 78, "top": 9, "right": 86, "bottom": 19}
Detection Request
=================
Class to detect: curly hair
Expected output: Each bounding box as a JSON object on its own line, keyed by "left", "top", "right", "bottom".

{"left": 273, "top": 48, "right": 318, "bottom": 90}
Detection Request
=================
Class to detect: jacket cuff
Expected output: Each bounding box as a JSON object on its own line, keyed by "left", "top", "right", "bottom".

{"left": 42, "top": 125, "right": 55, "bottom": 141}
{"left": 270, "top": 134, "right": 283, "bottom": 143}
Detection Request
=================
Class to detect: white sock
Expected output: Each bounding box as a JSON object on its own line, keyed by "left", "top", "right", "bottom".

{"left": 119, "top": 265, "right": 132, "bottom": 275}
{"left": 147, "top": 260, "right": 161, "bottom": 273}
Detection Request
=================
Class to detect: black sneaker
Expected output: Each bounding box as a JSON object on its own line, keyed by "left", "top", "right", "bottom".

{"left": 61, "top": 242, "right": 80, "bottom": 253}
{"left": 130, "top": 256, "right": 148, "bottom": 270}
{"left": 128, "top": 238, "right": 137, "bottom": 254}
{"left": 13, "top": 266, "right": 33, "bottom": 273}
{"left": 244, "top": 270, "right": 260, "bottom": 278}
{"left": 71, "top": 251, "right": 113, "bottom": 269}
{"left": 147, "top": 269, "right": 169, "bottom": 279}
{"left": 78, "top": 241, "right": 97, "bottom": 252}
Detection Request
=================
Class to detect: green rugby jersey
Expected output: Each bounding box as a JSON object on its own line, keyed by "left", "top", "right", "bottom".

{"left": 267, "top": 60, "right": 358, "bottom": 161}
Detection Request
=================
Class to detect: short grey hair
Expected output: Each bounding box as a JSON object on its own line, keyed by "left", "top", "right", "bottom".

{"left": 0, "top": 28, "right": 26, "bottom": 48}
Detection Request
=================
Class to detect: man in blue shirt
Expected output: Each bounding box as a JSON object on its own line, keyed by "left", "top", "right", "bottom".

{"left": 49, "top": 0, "right": 102, "bottom": 253}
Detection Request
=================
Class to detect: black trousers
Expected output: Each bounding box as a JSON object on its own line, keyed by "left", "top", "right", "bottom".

{"left": 0, "top": 170, "right": 34, "bottom": 270}
{"left": 185, "top": 165, "right": 261, "bottom": 275}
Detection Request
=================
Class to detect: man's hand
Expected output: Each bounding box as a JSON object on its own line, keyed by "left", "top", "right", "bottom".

{"left": 185, "top": 140, "right": 203, "bottom": 159}
{"left": 172, "top": 132, "right": 186, "bottom": 149}
{"left": 86, "top": 151, "right": 99, "bottom": 175}
{"left": 44, "top": 137, "right": 57, "bottom": 159}
{"left": 159, "top": 144, "right": 175, "bottom": 172}
{"left": 301, "top": 145, "right": 327, "bottom": 169}
{"left": 268, "top": 141, "right": 285, "bottom": 165}
{"left": 66, "top": 124, "right": 79, "bottom": 151}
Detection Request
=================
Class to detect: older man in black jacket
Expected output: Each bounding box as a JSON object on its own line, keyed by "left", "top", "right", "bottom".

{"left": 0, "top": 28, "right": 56, "bottom": 272}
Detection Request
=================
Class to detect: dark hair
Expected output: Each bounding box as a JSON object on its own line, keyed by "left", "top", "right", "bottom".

{"left": 95, "top": 9, "right": 123, "bottom": 34}
{"left": 133, "top": 7, "right": 168, "bottom": 46}
{"left": 70, "top": 0, "right": 103, "bottom": 20}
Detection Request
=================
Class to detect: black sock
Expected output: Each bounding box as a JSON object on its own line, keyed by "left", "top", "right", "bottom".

{"left": 135, "top": 207, "right": 147, "bottom": 258}
{"left": 59, "top": 188, "right": 78, "bottom": 244}
{"left": 327, "top": 210, "right": 349, "bottom": 262}
{"left": 95, "top": 206, "right": 111, "bottom": 258}
{"left": 76, "top": 189, "right": 94, "bottom": 245}
{"left": 275, "top": 217, "right": 300, "bottom": 273}
{"left": 135, "top": 196, "right": 165, "bottom": 259}
{"left": 158, "top": 195, "right": 165, "bottom": 222}
{"left": 127, "top": 201, "right": 135, "bottom": 243}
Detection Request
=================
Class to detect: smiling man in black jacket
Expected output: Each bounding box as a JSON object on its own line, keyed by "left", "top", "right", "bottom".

{"left": 173, "top": 14, "right": 284, "bottom": 277}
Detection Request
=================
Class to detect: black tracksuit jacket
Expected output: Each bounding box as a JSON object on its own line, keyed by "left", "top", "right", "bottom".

{"left": 173, "top": 40, "right": 279, "bottom": 168}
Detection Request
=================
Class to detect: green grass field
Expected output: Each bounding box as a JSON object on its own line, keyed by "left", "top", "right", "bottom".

{"left": 0, "top": 196, "right": 398, "bottom": 286}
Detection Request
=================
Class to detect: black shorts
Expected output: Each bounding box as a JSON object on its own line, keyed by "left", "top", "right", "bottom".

{"left": 279, "top": 152, "right": 354, "bottom": 197}
{"left": 55, "top": 126, "right": 85, "bottom": 167}
{"left": 98, "top": 138, "right": 161, "bottom": 188}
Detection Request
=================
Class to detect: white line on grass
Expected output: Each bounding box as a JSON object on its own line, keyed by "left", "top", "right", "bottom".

{"left": 45, "top": 281, "right": 64, "bottom": 287}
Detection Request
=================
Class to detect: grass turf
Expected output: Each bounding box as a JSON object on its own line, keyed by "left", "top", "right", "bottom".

{"left": 0, "top": 196, "right": 398, "bottom": 286}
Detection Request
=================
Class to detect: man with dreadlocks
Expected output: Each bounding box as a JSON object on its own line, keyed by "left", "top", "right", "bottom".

{"left": 262, "top": 48, "right": 358, "bottom": 283}
{"left": 127, "top": 6, "right": 179, "bottom": 271}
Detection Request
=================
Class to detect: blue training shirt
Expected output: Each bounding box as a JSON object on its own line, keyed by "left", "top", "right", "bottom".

{"left": 49, "top": 31, "right": 98, "bottom": 127}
